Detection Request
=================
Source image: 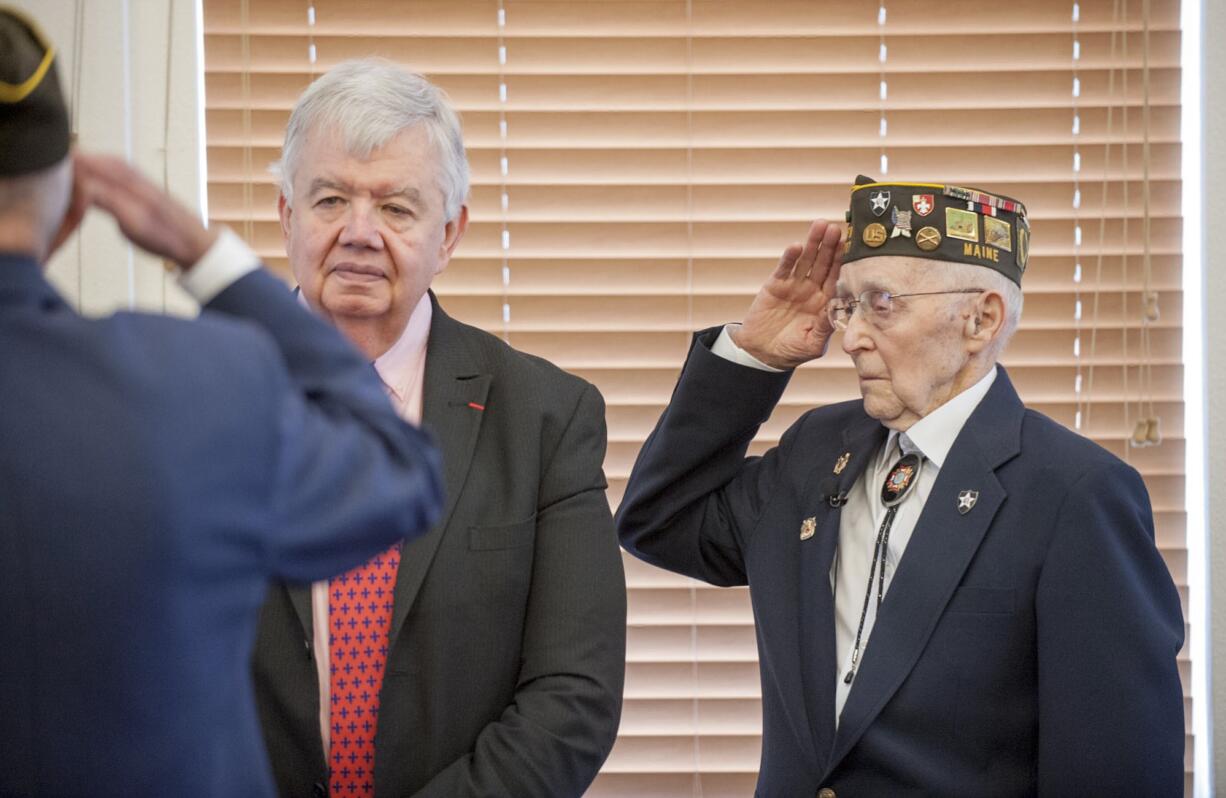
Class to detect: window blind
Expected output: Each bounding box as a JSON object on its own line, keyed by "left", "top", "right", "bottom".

{"left": 202, "top": 1, "right": 1191, "bottom": 793}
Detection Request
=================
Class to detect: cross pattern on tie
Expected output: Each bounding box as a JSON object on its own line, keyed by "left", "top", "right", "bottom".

{"left": 328, "top": 543, "right": 401, "bottom": 797}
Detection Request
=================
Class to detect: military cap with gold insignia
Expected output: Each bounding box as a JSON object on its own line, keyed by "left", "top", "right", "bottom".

{"left": 0, "top": 5, "right": 70, "bottom": 176}
{"left": 843, "top": 174, "right": 1030, "bottom": 285}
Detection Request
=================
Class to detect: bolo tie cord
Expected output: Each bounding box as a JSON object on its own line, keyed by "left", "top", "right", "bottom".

{"left": 844, "top": 505, "right": 896, "bottom": 685}
{"left": 843, "top": 450, "right": 922, "bottom": 686}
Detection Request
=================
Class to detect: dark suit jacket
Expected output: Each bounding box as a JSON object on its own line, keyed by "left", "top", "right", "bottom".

{"left": 253, "top": 295, "right": 626, "bottom": 798}
{"left": 616, "top": 329, "right": 1185, "bottom": 797}
{"left": 0, "top": 254, "right": 443, "bottom": 797}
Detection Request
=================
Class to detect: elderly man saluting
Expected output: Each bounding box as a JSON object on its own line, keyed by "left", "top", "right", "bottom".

{"left": 616, "top": 176, "right": 1184, "bottom": 796}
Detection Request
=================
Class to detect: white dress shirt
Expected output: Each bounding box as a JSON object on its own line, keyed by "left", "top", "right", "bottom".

{"left": 711, "top": 325, "right": 997, "bottom": 723}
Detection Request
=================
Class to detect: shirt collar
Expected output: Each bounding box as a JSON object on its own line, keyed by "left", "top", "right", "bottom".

{"left": 884, "top": 365, "right": 997, "bottom": 469}
{"left": 0, "top": 252, "right": 60, "bottom": 309}
{"left": 372, "top": 293, "right": 432, "bottom": 403}
{"left": 296, "top": 290, "right": 433, "bottom": 403}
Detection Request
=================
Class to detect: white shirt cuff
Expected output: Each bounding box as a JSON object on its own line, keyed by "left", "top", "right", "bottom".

{"left": 711, "top": 324, "right": 787, "bottom": 373}
{"left": 177, "top": 227, "right": 261, "bottom": 304}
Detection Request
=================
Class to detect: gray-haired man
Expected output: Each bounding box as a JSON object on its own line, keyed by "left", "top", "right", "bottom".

{"left": 251, "top": 59, "right": 626, "bottom": 798}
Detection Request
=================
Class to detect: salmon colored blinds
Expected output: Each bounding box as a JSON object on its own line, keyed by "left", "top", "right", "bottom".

{"left": 202, "top": 1, "right": 1189, "bottom": 793}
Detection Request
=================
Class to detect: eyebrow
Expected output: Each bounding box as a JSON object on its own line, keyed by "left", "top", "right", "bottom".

{"left": 307, "top": 178, "right": 424, "bottom": 205}
{"left": 835, "top": 277, "right": 893, "bottom": 297}
{"left": 375, "top": 186, "right": 423, "bottom": 204}
{"left": 308, "top": 178, "right": 351, "bottom": 197}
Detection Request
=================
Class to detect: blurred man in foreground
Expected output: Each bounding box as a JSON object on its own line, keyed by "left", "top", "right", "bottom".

{"left": 0, "top": 9, "right": 443, "bottom": 795}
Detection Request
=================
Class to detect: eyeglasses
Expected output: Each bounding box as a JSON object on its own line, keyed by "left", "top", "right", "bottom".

{"left": 827, "top": 289, "right": 985, "bottom": 330}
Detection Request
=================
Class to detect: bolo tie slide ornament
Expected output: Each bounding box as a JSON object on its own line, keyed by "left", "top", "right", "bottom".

{"left": 881, "top": 453, "right": 921, "bottom": 508}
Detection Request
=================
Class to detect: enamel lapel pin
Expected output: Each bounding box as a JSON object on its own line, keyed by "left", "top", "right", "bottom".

{"left": 957, "top": 490, "right": 979, "bottom": 515}
{"left": 800, "top": 517, "right": 816, "bottom": 540}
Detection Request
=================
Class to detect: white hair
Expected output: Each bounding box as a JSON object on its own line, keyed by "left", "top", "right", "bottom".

{"left": 921, "top": 259, "right": 1024, "bottom": 359}
{"left": 272, "top": 58, "right": 470, "bottom": 221}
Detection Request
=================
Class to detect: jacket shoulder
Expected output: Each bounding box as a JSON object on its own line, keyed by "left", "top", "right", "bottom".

{"left": 790, "top": 397, "right": 871, "bottom": 437}
{"left": 444, "top": 312, "right": 597, "bottom": 401}
{"left": 1019, "top": 406, "right": 1134, "bottom": 474}
{"left": 111, "top": 309, "right": 282, "bottom": 375}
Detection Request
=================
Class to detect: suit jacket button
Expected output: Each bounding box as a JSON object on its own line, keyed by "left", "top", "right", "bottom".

{"left": 817, "top": 789, "right": 836, "bottom": 798}
{"left": 313, "top": 783, "right": 327, "bottom": 798}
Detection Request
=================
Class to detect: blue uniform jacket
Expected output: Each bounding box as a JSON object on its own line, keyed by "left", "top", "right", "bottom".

{"left": 617, "top": 328, "right": 1184, "bottom": 797}
{"left": 0, "top": 254, "right": 444, "bottom": 797}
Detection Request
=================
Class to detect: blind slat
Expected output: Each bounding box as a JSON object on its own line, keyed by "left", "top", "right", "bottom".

{"left": 203, "top": 0, "right": 1191, "bottom": 792}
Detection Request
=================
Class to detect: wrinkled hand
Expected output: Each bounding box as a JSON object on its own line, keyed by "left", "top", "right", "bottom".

{"left": 731, "top": 219, "right": 844, "bottom": 370}
{"left": 74, "top": 153, "right": 217, "bottom": 270}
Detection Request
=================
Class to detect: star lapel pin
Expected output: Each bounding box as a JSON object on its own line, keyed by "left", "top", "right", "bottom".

{"left": 957, "top": 490, "right": 979, "bottom": 515}
{"left": 833, "top": 452, "right": 851, "bottom": 475}
{"left": 800, "top": 517, "right": 817, "bottom": 540}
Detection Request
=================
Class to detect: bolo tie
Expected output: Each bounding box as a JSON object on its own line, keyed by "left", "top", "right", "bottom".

{"left": 843, "top": 446, "right": 923, "bottom": 685}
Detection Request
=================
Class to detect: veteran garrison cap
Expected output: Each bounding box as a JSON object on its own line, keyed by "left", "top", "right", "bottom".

{"left": 0, "top": 5, "right": 70, "bottom": 176}
{"left": 843, "top": 175, "right": 1030, "bottom": 285}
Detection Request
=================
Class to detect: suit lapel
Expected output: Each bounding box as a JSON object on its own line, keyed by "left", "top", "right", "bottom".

{"left": 388, "top": 296, "right": 490, "bottom": 645}
{"left": 825, "top": 369, "right": 1024, "bottom": 772}
{"left": 287, "top": 583, "right": 313, "bottom": 640}
{"left": 796, "top": 415, "right": 886, "bottom": 766}
{"left": 279, "top": 294, "right": 491, "bottom": 645}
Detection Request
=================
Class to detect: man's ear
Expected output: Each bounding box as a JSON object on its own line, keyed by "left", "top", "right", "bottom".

{"left": 46, "top": 159, "right": 89, "bottom": 260}
{"left": 436, "top": 204, "right": 469, "bottom": 274}
{"left": 277, "top": 192, "right": 292, "bottom": 244}
{"left": 965, "top": 290, "right": 1006, "bottom": 354}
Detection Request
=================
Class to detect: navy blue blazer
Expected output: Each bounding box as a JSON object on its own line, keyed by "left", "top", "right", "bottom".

{"left": 0, "top": 254, "right": 443, "bottom": 797}
{"left": 617, "top": 329, "right": 1184, "bottom": 797}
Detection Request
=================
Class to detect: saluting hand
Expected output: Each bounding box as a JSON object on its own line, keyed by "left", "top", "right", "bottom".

{"left": 731, "top": 219, "right": 844, "bottom": 370}
{"left": 74, "top": 153, "right": 218, "bottom": 270}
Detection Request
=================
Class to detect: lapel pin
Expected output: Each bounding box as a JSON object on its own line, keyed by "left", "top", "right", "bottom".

{"left": 833, "top": 452, "right": 851, "bottom": 475}
{"left": 800, "top": 517, "right": 816, "bottom": 540}
{"left": 957, "top": 490, "right": 979, "bottom": 515}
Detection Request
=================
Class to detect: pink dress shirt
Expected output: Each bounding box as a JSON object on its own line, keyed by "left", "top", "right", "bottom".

{"left": 308, "top": 293, "right": 433, "bottom": 756}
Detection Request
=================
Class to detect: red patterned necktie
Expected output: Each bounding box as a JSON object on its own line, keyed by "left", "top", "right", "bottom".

{"left": 328, "top": 543, "right": 402, "bottom": 797}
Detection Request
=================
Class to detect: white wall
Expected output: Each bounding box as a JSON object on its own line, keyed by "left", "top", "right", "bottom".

{"left": 11, "top": 0, "right": 202, "bottom": 316}
{"left": 1206, "top": 0, "right": 1226, "bottom": 787}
